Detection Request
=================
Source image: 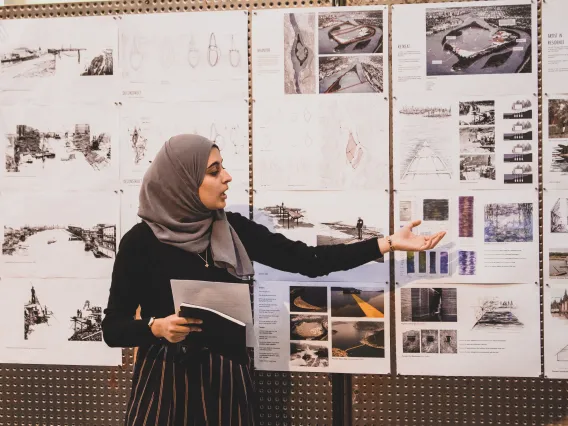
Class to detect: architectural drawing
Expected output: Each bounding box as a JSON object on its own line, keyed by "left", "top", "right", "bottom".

{"left": 472, "top": 297, "right": 523, "bottom": 329}
{"left": 319, "top": 55, "right": 383, "bottom": 94}
{"left": 459, "top": 100, "right": 495, "bottom": 125}
{"left": 400, "top": 288, "right": 457, "bottom": 322}
{"left": 284, "top": 13, "right": 316, "bottom": 94}
{"left": 318, "top": 10, "right": 383, "bottom": 55}
{"left": 208, "top": 32, "right": 221, "bottom": 67}
{"left": 551, "top": 198, "right": 568, "bottom": 233}
{"left": 484, "top": 202, "right": 533, "bottom": 242}
{"left": 549, "top": 99, "right": 568, "bottom": 139}
{"left": 458, "top": 250, "right": 476, "bottom": 275}
{"left": 459, "top": 196, "right": 474, "bottom": 238}
{"left": 187, "top": 34, "right": 200, "bottom": 68}
{"left": 229, "top": 35, "right": 241, "bottom": 68}
{"left": 426, "top": 5, "right": 533, "bottom": 76}
{"left": 549, "top": 249, "right": 568, "bottom": 279}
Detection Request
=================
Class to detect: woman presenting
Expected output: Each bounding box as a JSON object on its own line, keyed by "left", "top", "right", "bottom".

{"left": 102, "top": 134, "right": 445, "bottom": 426}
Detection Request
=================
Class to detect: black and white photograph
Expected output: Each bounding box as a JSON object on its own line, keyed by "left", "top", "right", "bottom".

{"left": 504, "top": 153, "right": 532, "bottom": 163}
{"left": 472, "top": 297, "right": 523, "bottom": 329}
{"left": 1, "top": 104, "right": 117, "bottom": 189}
{"left": 319, "top": 55, "right": 383, "bottom": 94}
{"left": 503, "top": 98, "right": 533, "bottom": 119}
{"left": 402, "top": 330, "right": 420, "bottom": 353}
{"left": 290, "top": 286, "right": 328, "bottom": 313}
{"left": 549, "top": 249, "right": 568, "bottom": 279}
{"left": 484, "top": 202, "right": 533, "bottom": 243}
{"left": 426, "top": 4, "right": 533, "bottom": 76}
{"left": 290, "top": 314, "right": 328, "bottom": 341}
{"left": 459, "top": 100, "right": 495, "bottom": 125}
{"left": 460, "top": 154, "right": 496, "bottom": 181}
{"left": 551, "top": 141, "right": 568, "bottom": 174}
{"left": 420, "top": 329, "right": 439, "bottom": 353}
{"left": 439, "top": 330, "right": 458, "bottom": 354}
{"left": 1, "top": 191, "right": 118, "bottom": 278}
{"left": 330, "top": 287, "right": 384, "bottom": 318}
{"left": 0, "top": 17, "right": 115, "bottom": 86}
{"left": 549, "top": 99, "right": 568, "bottom": 139}
{"left": 550, "top": 287, "right": 568, "bottom": 319}
{"left": 504, "top": 120, "right": 533, "bottom": 141}
{"left": 318, "top": 10, "right": 384, "bottom": 55}
{"left": 459, "top": 127, "right": 495, "bottom": 154}
{"left": 400, "top": 288, "right": 458, "bottom": 322}
{"left": 0, "top": 278, "right": 119, "bottom": 366}
{"left": 503, "top": 163, "right": 533, "bottom": 184}
{"left": 289, "top": 342, "right": 329, "bottom": 367}
{"left": 399, "top": 200, "right": 412, "bottom": 222}
{"left": 284, "top": 13, "right": 316, "bottom": 95}
{"left": 551, "top": 198, "right": 568, "bottom": 233}
{"left": 397, "top": 103, "right": 454, "bottom": 183}
{"left": 331, "top": 320, "right": 385, "bottom": 358}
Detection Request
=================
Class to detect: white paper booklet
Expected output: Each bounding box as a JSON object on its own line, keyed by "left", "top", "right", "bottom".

{"left": 395, "top": 282, "right": 540, "bottom": 377}
{"left": 543, "top": 0, "right": 568, "bottom": 94}
{"left": 254, "top": 280, "right": 390, "bottom": 374}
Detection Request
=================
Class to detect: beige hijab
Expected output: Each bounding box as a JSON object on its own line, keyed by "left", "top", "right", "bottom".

{"left": 137, "top": 134, "right": 254, "bottom": 279}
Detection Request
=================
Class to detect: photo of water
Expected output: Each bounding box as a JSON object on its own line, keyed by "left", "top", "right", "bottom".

{"left": 330, "top": 287, "right": 384, "bottom": 318}
{"left": 331, "top": 320, "right": 384, "bottom": 358}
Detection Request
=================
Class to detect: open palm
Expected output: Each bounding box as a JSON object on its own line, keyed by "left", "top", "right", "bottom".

{"left": 391, "top": 220, "right": 446, "bottom": 252}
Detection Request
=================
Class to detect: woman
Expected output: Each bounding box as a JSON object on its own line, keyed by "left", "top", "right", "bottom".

{"left": 102, "top": 134, "right": 445, "bottom": 426}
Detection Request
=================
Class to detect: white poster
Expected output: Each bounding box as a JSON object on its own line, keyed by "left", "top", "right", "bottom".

{"left": 119, "top": 100, "right": 249, "bottom": 187}
{"left": 395, "top": 282, "right": 540, "bottom": 377}
{"left": 543, "top": 95, "right": 568, "bottom": 189}
{"left": 0, "top": 277, "right": 121, "bottom": 366}
{"left": 394, "top": 189, "right": 539, "bottom": 285}
{"left": 544, "top": 190, "right": 568, "bottom": 283}
{"left": 0, "top": 102, "right": 119, "bottom": 191}
{"left": 543, "top": 0, "right": 568, "bottom": 94}
{"left": 0, "top": 16, "right": 118, "bottom": 100}
{"left": 252, "top": 5, "right": 389, "bottom": 98}
{"left": 393, "top": 94, "right": 537, "bottom": 190}
{"left": 545, "top": 282, "right": 568, "bottom": 379}
{"left": 118, "top": 11, "right": 248, "bottom": 101}
{"left": 392, "top": 0, "right": 537, "bottom": 96}
{"left": 0, "top": 190, "right": 119, "bottom": 278}
{"left": 254, "top": 280, "right": 389, "bottom": 374}
{"left": 254, "top": 95, "right": 389, "bottom": 191}
{"left": 252, "top": 189, "right": 389, "bottom": 283}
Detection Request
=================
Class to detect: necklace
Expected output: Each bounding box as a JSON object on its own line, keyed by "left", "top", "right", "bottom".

{"left": 197, "top": 250, "right": 209, "bottom": 268}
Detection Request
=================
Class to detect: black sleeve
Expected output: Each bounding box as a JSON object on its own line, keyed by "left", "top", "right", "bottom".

{"left": 102, "top": 228, "right": 161, "bottom": 348}
{"left": 227, "top": 212, "right": 383, "bottom": 278}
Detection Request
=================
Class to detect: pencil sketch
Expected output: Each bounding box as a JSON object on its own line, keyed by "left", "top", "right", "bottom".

{"left": 345, "top": 131, "right": 364, "bottom": 169}
{"left": 319, "top": 55, "right": 383, "bottom": 94}
{"left": 503, "top": 99, "right": 532, "bottom": 119}
{"left": 129, "top": 36, "right": 144, "bottom": 71}
{"left": 459, "top": 196, "right": 474, "bottom": 237}
{"left": 472, "top": 297, "right": 523, "bottom": 329}
{"left": 160, "top": 36, "right": 175, "bottom": 69}
{"left": 68, "top": 300, "right": 102, "bottom": 341}
{"left": 484, "top": 202, "right": 533, "bottom": 242}
{"left": 421, "top": 329, "right": 439, "bottom": 353}
{"left": 187, "top": 34, "right": 199, "bottom": 68}
{"left": 290, "top": 342, "right": 329, "bottom": 367}
{"left": 331, "top": 321, "right": 385, "bottom": 358}
{"left": 318, "top": 10, "right": 383, "bottom": 55}
{"left": 549, "top": 99, "right": 568, "bottom": 139}
{"left": 208, "top": 32, "right": 221, "bottom": 67}
{"left": 459, "top": 100, "right": 495, "bottom": 125}
{"left": 439, "top": 330, "right": 457, "bottom": 353}
{"left": 423, "top": 199, "right": 449, "bottom": 221}
{"left": 557, "top": 345, "right": 568, "bottom": 362}
{"left": 458, "top": 250, "right": 476, "bottom": 275}
{"left": 229, "top": 35, "right": 241, "bottom": 68}
{"left": 549, "top": 249, "right": 568, "bottom": 279}
{"left": 400, "top": 288, "right": 457, "bottom": 322}
{"left": 426, "top": 4, "right": 533, "bottom": 76}
{"left": 129, "top": 126, "right": 148, "bottom": 165}
{"left": 402, "top": 330, "right": 420, "bottom": 353}
{"left": 551, "top": 198, "right": 568, "bottom": 233}
{"left": 460, "top": 154, "right": 495, "bottom": 181}
{"left": 284, "top": 13, "right": 316, "bottom": 94}
{"left": 459, "top": 127, "right": 495, "bottom": 154}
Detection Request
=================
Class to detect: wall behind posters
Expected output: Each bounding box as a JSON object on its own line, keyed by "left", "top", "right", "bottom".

{"left": 1, "top": 1, "right": 568, "bottom": 426}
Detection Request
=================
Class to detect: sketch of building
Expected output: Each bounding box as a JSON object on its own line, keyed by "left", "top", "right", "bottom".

{"left": 284, "top": 13, "right": 316, "bottom": 94}
{"left": 484, "top": 202, "right": 533, "bottom": 242}
{"left": 401, "top": 141, "right": 452, "bottom": 181}
{"left": 552, "top": 198, "right": 568, "bottom": 233}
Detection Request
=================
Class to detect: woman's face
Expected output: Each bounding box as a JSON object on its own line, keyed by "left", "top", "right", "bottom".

{"left": 198, "top": 147, "right": 232, "bottom": 210}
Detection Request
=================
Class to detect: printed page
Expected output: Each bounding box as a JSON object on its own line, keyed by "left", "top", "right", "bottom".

{"left": 0, "top": 278, "right": 121, "bottom": 366}
{"left": 254, "top": 281, "right": 389, "bottom": 374}
{"left": 0, "top": 16, "right": 118, "bottom": 101}
{"left": 252, "top": 5, "right": 389, "bottom": 98}
{"left": 394, "top": 189, "right": 539, "bottom": 285}
{"left": 0, "top": 101, "right": 119, "bottom": 191}
{"left": 543, "top": 95, "right": 568, "bottom": 189}
{"left": 118, "top": 11, "right": 248, "bottom": 102}
{"left": 393, "top": 94, "right": 538, "bottom": 190}
{"left": 395, "top": 283, "right": 540, "bottom": 377}
{"left": 392, "top": 0, "right": 537, "bottom": 96}
{"left": 253, "top": 189, "right": 389, "bottom": 283}
{"left": 543, "top": 0, "right": 568, "bottom": 94}
{"left": 544, "top": 282, "right": 568, "bottom": 379}
{"left": 543, "top": 190, "right": 568, "bottom": 285}
{"left": 0, "top": 190, "right": 119, "bottom": 278}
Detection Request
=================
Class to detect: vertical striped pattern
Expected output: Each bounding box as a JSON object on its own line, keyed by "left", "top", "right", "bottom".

{"left": 125, "top": 344, "right": 256, "bottom": 426}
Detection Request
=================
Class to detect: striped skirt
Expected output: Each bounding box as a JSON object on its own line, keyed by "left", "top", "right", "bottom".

{"left": 125, "top": 344, "right": 256, "bottom": 426}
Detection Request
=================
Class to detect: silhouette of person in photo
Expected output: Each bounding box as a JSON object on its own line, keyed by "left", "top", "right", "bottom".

{"left": 356, "top": 217, "right": 364, "bottom": 240}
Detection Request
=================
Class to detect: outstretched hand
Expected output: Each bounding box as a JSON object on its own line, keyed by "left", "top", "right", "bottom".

{"left": 382, "top": 220, "right": 446, "bottom": 253}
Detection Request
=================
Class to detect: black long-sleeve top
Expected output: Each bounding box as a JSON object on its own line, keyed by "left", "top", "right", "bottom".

{"left": 102, "top": 212, "right": 383, "bottom": 348}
